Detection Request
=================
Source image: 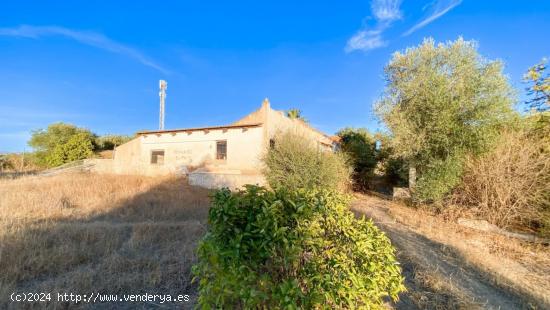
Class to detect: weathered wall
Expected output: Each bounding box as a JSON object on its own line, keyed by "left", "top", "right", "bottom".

{"left": 112, "top": 137, "right": 142, "bottom": 175}
{"left": 84, "top": 158, "right": 113, "bottom": 173}
{"left": 113, "top": 126, "right": 264, "bottom": 176}
{"left": 188, "top": 171, "right": 265, "bottom": 190}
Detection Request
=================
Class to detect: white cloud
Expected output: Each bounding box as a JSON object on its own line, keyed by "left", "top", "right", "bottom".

{"left": 345, "top": 0, "right": 402, "bottom": 53}
{"left": 0, "top": 25, "right": 169, "bottom": 74}
{"left": 345, "top": 30, "right": 387, "bottom": 52}
{"left": 403, "top": 0, "right": 462, "bottom": 36}
{"left": 371, "top": 0, "right": 403, "bottom": 22}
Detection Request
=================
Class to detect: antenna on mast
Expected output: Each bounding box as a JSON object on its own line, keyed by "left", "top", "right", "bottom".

{"left": 159, "top": 80, "right": 167, "bottom": 130}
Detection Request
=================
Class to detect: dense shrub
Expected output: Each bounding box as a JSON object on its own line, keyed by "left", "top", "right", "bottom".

{"left": 381, "top": 157, "right": 408, "bottom": 187}
{"left": 0, "top": 153, "right": 40, "bottom": 172}
{"left": 28, "top": 122, "right": 132, "bottom": 167}
{"left": 337, "top": 128, "right": 377, "bottom": 191}
{"left": 95, "top": 134, "right": 133, "bottom": 151}
{"left": 415, "top": 153, "right": 464, "bottom": 202}
{"left": 44, "top": 132, "right": 95, "bottom": 167}
{"left": 29, "top": 122, "right": 97, "bottom": 167}
{"left": 193, "top": 186, "right": 405, "bottom": 308}
{"left": 262, "top": 131, "right": 351, "bottom": 192}
{"left": 452, "top": 129, "right": 550, "bottom": 235}
{"left": 0, "top": 154, "right": 14, "bottom": 172}
{"left": 374, "top": 133, "right": 408, "bottom": 187}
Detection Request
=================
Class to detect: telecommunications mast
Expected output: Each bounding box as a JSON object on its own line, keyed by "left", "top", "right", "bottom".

{"left": 159, "top": 80, "right": 167, "bottom": 130}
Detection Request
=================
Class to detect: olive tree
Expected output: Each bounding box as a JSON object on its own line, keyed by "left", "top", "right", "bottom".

{"left": 375, "top": 38, "right": 517, "bottom": 201}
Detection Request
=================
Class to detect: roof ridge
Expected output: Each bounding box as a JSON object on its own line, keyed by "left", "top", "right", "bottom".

{"left": 136, "top": 123, "right": 263, "bottom": 135}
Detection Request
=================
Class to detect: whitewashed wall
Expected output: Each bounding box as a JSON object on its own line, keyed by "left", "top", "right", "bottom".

{"left": 113, "top": 126, "right": 264, "bottom": 176}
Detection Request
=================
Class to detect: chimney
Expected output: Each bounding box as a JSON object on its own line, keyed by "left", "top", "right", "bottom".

{"left": 262, "top": 97, "right": 270, "bottom": 109}
{"left": 262, "top": 98, "right": 270, "bottom": 125}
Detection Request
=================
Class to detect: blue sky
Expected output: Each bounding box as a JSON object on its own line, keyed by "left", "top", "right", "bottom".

{"left": 0, "top": 0, "right": 549, "bottom": 152}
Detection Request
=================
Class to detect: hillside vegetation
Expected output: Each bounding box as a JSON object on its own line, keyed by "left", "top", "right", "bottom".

{"left": 339, "top": 38, "right": 550, "bottom": 238}
{"left": 27, "top": 122, "right": 132, "bottom": 168}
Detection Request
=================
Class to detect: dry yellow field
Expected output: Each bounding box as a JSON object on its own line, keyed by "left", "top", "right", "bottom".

{"left": 0, "top": 173, "right": 210, "bottom": 309}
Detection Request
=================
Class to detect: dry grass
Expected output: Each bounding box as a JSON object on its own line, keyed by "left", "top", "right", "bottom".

{"left": 398, "top": 256, "right": 475, "bottom": 310}
{"left": 452, "top": 129, "right": 550, "bottom": 233}
{"left": 0, "top": 173, "right": 211, "bottom": 309}
{"left": 385, "top": 199, "right": 550, "bottom": 307}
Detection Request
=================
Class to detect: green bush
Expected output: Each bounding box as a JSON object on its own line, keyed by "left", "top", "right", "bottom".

{"left": 374, "top": 133, "right": 408, "bottom": 187}
{"left": 29, "top": 122, "right": 97, "bottom": 167}
{"left": 95, "top": 134, "right": 133, "bottom": 151}
{"left": 45, "top": 132, "right": 95, "bottom": 167}
{"left": 262, "top": 131, "right": 351, "bottom": 192}
{"left": 382, "top": 157, "right": 408, "bottom": 187}
{"left": 193, "top": 186, "right": 405, "bottom": 309}
{"left": 415, "top": 154, "right": 464, "bottom": 202}
{"left": 337, "top": 128, "right": 377, "bottom": 191}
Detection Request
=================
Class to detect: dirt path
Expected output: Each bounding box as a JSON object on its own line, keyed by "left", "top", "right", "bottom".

{"left": 351, "top": 195, "right": 531, "bottom": 310}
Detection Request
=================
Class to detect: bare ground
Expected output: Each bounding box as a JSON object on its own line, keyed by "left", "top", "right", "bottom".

{"left": 352, "top": 194, "right": 547, "bottom": 310}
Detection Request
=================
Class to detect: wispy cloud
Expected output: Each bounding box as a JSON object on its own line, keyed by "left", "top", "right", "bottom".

{"left": 346, "top": 0, "right": 402, "bottom": 53}
{"left": 346, "top": 30, "right": 387, "bottom": 52}
{"left": 371, "top": 0, "right": 403, "bottom": 22}
{"left": 403, "top": 0, "right": 462, "bottom": 36}
{"left": 0, "top": 25, "right": 169, "bottom": 74}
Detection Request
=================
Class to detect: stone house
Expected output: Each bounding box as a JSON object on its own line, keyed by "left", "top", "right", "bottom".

{"left": 102, "top": 99, "right": 337, "bottom": 188}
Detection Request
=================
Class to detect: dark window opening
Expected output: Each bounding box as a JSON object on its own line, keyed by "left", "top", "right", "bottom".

{"left": 216, "top": 140, "right": 227, "bottom": 160}
{"left": 151, "top": 150, "right": 165, "bottom": 165}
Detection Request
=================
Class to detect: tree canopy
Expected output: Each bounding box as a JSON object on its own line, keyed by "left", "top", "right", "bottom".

{"left": 375, "top": 38, "right": 517, "bottom": 201}
{"left": 28, "top": 122, "right": 96, "bottom": 167}
{"left": 524, "top": 58, "right": 550, "bottom": 112}
{"left": 28, "top": 122, "right": 135, "bottom": 167}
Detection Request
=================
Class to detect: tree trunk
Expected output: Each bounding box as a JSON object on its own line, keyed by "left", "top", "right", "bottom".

{"left": 408, "top": 164, "right": 416, "bottom": 191}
